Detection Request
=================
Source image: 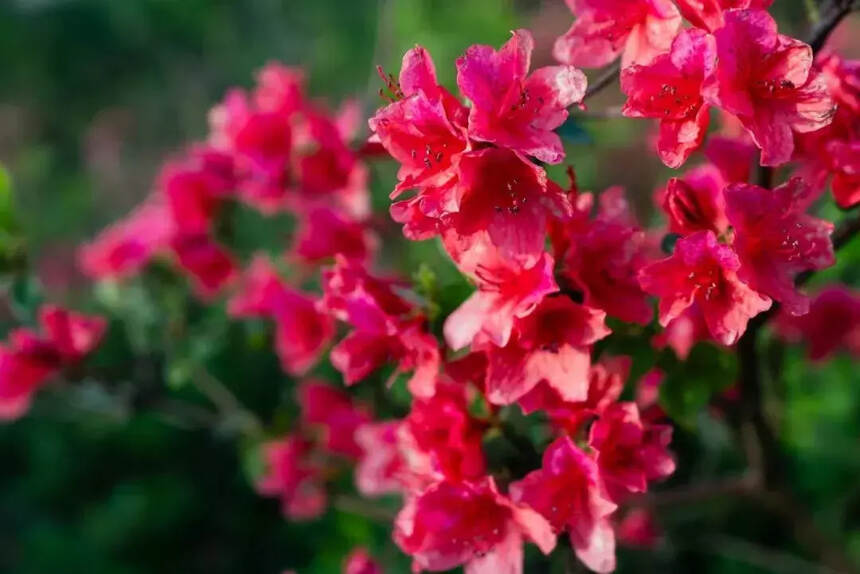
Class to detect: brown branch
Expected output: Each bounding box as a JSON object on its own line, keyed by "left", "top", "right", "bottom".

{"left": 584, "top": 60, "right": 621, "bottom": 102}
{"left": 808, "top": 0, "right": 858, "bottom": 53}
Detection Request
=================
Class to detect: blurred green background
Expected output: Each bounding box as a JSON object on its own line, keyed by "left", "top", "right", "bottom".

{"left": 0, "top": 1, "right": 858, "bottom": 573}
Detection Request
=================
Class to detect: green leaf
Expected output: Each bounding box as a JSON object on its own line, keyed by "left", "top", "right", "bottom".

{"left": 659, "top": 344, "right": 738, "bottom": 428}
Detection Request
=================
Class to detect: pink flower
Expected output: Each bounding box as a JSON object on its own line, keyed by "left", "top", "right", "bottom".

{"left": 253, "top": 62, "right": 306, "bottom": 116}
{"left": 639, "top": 231, "right": 771, "bottom": 345}
{"left": 518, "top": 356, "right": 630, "bottom": 435}
{"left": 589, "top": 402, "right": 676, "bottom": 500}
{"left": 444, "top": 251, "right": 558, "bottom": 350}
{"left": 511, "top": 436, "right": 617, "bottom": 573}
{"left": 676, "top": 0, "right": 773, "bottom": 32}
{"left": 0, "top": 306, "right": 106, "bottom": 421}
{"left": 457, "top": 29, "right": 587, "bottom": 164}
{"left": 828, "top": 140, "right": 860, "bottom": 209}
{"left": 702, "top": 9, "right": 835, "bottom": 166}
{"left": 775, "top": 287, "right": 860, "bottom": 361}
{"left": 554, "top": 0, "right": 682, "bottom": 69}
{"left": 168, "top": 232, "right": 237, "bottom": 298}
{"left": 555, "top": 188, "right": 654, "bottom": 325}
{"left": 298, "top": 381, "right": 370, "bottom": 459}
{"left": 291, "top": 206, "right": 375, "bottom": 264}
{"left": 355, "top": 421, "right": 406, "bottom": 496}
{"left": 482, "top": 296, "right": 610, "bottom": 405}
{"left": 617, "top": 508, "right": 661, "bottom": 548}
{"left": 78, "top": 198, "right": 175, "bottom": 280}
{"left": 369, "top": 46, "right": 470, "bottom": 195}
{"left": 705, "top": 135, "right": 756, "bottom": 184}
{"left": 724, "top": 178, "right": 835, "bottom": 316}
{"left": 657, "top": 164, "right": 728, "bottom": 236}
{"left": 394, "top": 477, "right": 556, "bottom": 574}
{"left": 159, "top": 147, "right": 236, "bottom": 234}
{"left": 403, "top": 383, "right": 487, "bottom": 482}
{"left": 343, "top": 548, "right": 383, "bottom": 574}
{"left": 652, "top": 304, "right": 714, "bottom": 359}
{"left": 621, "top": 28, "right": 716, "bottom": 168}
{"left": 445, "top": 149, "right": 572, "bottom": 266}
{"left": 256, "top": 436, "right": 326, "bottom": 520}
{"left": 229, "top": 257, "right": 333, "bottom": 375}
{"left": 209, "top": 89, "right": 292, "bottom": 212}
{"left": 322, "top": 258, "right": 440, "bottom": 397}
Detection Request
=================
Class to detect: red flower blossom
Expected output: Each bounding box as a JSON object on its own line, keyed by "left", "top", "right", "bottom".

{"left": 657, "top": 164, "right": 728, "bottom": 236}
{"left": 343, "top": 548, "right": 383, "bottom": 574}
{"left": 298, "top": 381, "right": 370, "bottom": 459}
{"left": 355, "top": 421, "right": 406, "bottom": 496}
{"left": 369, "top": 46, "right": 470, "bottom": 195}
{"left": 554, "top": 0, "right": 682, "bottom": 69}
{"left": 160, "top": 147, "right": 236, "bottom": 234}
{"left": 482, "top": 296, "right": 610, "bottom": 405}
{"left": 0, "top": 306, "right": 105, "bottom": 421}
{"left": 676, "top": 0, "right": 773, "bottom": 32}
{"left": 652, "top": 304, "right": 714, "bottom": 359}
{"left": 403, "top": 383, "right": 487, "bottom": 482}
{"left": 256, "top": 436, "right": 326, "bottom": 520}
{"left": 589, "top": 402, "right": 676, "bottom": 500}
{"left": 555, "top": 188, "right": 654, "bottom": 325}
{"left": 394, "top": 477, "right": 556, "bottom": 574}
{"left": 444, "top": 250, "right": 558, "bottom": 350}
{"left": 511, "top": 435, "right": 617, "bottom": 573}
{"left": 724, "top": 178, "right": 835, "bottom": 316}
{"left": 168, "top": 232, "right": 237, "bottom": 298}
{"left": 775, "top": 287, "right": 860, "bottom": 361}
{"left": 291, "top": 206, "right": 375, "bottom": 264}
{"left": 79, "top": 198, "right": 175, "bottom": 280}
{"left": 621, "top": 28, "right": 716, "bottom": 168}
{"left": 639, "top": 230, "right": 771, "bottom": 345}
{"left": 445, "top": 149, "right": 572, "bottom": 266}
{"left": 828, "top": 140, "right": 860, "bottom": 208}
{"left": 518, "top": 356, "right": 630, "bottom": 435}
{"left": 229, "top": 257, "right": 333, "bottom": 375}
{"left": 457, "top": 29, "right": 587, "bottom": 164}
{"left": 617, "top": 508, "right": 661, "bottom": 548}
{"left": 705, "top": 135, "right": 756, "bottom": 184}
{"left": 702, "top": 9, "right": 835, "bottom": 166}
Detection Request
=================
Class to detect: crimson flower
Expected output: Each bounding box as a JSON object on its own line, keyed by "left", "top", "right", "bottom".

{"left": 639, "top": 230, "right": 771, "bottom": 345}
{"left": 621, "top": 28, "right": 716, "bottom": 168}
{"left": 394, "top": 477, "right": 556, "bottom": 574}
{"left": 554, "top": 0, "right": 681, "bottom": 69}
{"left": 702, "top": 9, "right": 835, "bottom": 166}
{"left": 511, "top": 435, "right": 617, "bottom": 573}
{"left": 256, "top": 436, "right": 326, "bottom": 520}
{"left": 457, "top": 29, "right": 586, "bottom": 164}
{"left": 677, "top": 0, "right": 773, "bottom": 32}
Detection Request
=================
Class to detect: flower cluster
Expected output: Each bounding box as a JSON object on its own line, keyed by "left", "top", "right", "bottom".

{"left": 2, "top": 2, "right": 855, "bottom": 573}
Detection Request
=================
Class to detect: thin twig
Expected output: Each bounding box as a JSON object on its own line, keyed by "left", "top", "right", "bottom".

{"left": 191, "top": 369, "right": 264, "bottom": 437}
{"left": 584, "top": 60, "right": 621, "bottom": 101}
{"left": 808, "top": 0, "right": 857, "bottom": 53}
{"left": 632, "top": 474, "right": 759, "bottom": 508}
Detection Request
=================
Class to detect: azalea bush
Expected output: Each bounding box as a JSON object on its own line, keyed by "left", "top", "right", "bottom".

{"left": 1, "top": 0, "right": 859, "bottom": 573}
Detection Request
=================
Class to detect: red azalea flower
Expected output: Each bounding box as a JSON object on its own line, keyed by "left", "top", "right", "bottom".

{"left": 652, "top": 303, "right": 714, "bottom": 359}
{"left": 291, "top": 206, "right": 375, "bottom": 264}
{"left": 657, "top": 164, "right": 728, "bottom": 236}
{"left": 256, "top": 436, "right": 326, "bottom": 520}
{"left": 253, "top": 62, "right": 306, "bottom": 117}
{"left": 775, "top": 287, "right": 860, "bottom": 361}
{"left": 369, "top": 46, "right": 470, "bottom": 195}
{"left": 482, "top": 296, "right": 610, "bottom": 405}
{"left": 518, "top": 356, "right": 630, "bottom": 435}
{"left": 639, "top": 230, "right": 771, "bottom": 345}
{"left": 297, "top": 381, "right": 370, "bottom": 459}
{"left": 160, "top": 146, "right": 236, "bottom": 234}
{"left": 705, "top": 135, "right": 756, "bottom": 184}
{"left": 511, "top": 435, "right": 617, "bottom": 573}
{"left": 621, "top": 28, "right": 716, "bottom": 168}
{"left": 169, "top": 232, "right": 237, "bottom": 298}
{"left": 554, "top": 0, "right": 681, "bottom": 69}
{"left": 444, "top": 250, "right": 558, "bottom": 350}
{"left": 394, "top": 477, "right": 556, "bottom": 574}
{"left": 355, "top": 421, "right": 407, "bottom": 496}
{"left": 724, "top": 178, "right": 835, "bottom": 316}
{"left": 677, "top": 0, "right": 773, "bottom": 32}
{"left": 445, "top": 149, "right": 572, "bottom": 266}
{"left": 457, "top": 29, "right": 586, "bottom": 164}
{"left": 343, "top": 548, "right": 383, "bottom": 574}
{"left": 828, "top": 140, "right": 860, "bottom": 208}
{"left": 230, "top": 257, "right": 333, "bottom": 375}
{"left": 0, "top": 306, "right": 105, "bottom": 421}
{"left": 617, "top": 508, "right": 662, "bottom": 548}
{"left": 555, "top": 188, "right": 655, "bottom": 325}
{"left": 702, "top": 9, "right": 835, "bottom": 166}
{"left": 79, "top": 197, "right": 175, "bottom": 280}
{"left": 589, "top": 402, "right": 676, "bottom": 500}
{"left": 403, "top": 383, "right": 487, "bottom": 482}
